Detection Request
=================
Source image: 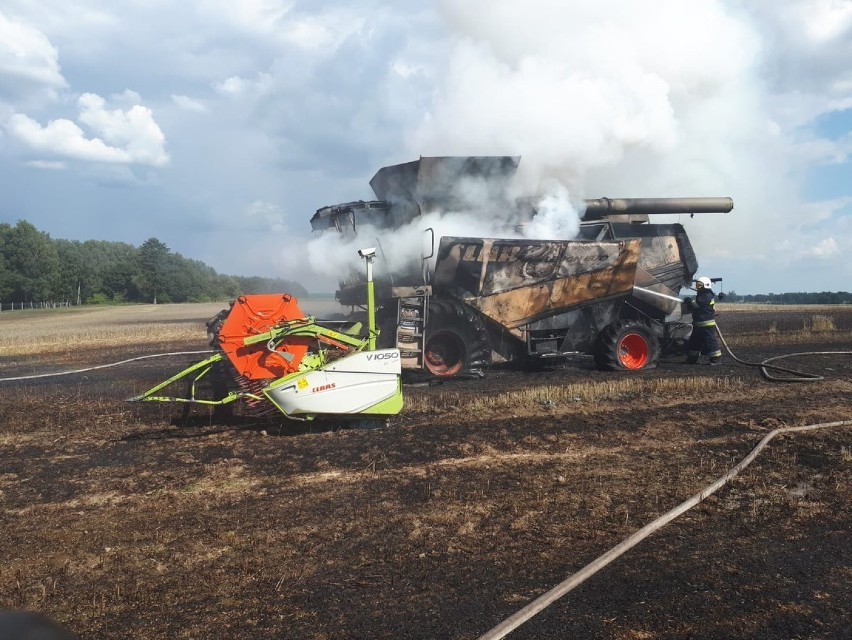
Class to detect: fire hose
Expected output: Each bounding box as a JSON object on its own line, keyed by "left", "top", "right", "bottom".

{"left": 0, "top": 351, "right": 213, "bottom": 383}
{"left": 477, "top": 419, "right": 852, "bottom": 640}
{"left": 714, "top": 322, "right": 852, "bottom": 382}
{"left": 633, "top": 286, "right": 852, "bottom": 382}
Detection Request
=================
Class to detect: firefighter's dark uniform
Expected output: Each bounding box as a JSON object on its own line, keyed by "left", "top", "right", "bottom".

{"left": 685, "top": 288, "right": 721, "bottom": 364}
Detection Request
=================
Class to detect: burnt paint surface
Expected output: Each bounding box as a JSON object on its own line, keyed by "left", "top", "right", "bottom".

{"left": 433, "top": 237, "right": 640, "bottom": 329}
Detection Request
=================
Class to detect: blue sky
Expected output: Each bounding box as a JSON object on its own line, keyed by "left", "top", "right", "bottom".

{"left": 0, "top": 0, "right": 850, "bottom": 295}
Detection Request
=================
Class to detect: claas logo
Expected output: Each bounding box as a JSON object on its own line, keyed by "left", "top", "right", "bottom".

{"left": 311, "top": 383, "right": 336, "bottom": 393}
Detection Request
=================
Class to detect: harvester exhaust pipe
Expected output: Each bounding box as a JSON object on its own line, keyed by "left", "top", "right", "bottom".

{"left": 359, "top": 247, "right": 378, "bottom": 350}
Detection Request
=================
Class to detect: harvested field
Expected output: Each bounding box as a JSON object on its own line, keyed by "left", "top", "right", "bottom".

{"left": 1, "top": 303, "right": 850, "bottom": 639}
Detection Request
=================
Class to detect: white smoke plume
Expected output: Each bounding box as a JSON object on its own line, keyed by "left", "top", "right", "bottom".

{"left": 307, "top": 195, "right": 572, "bottom": 284}
{"left": 307, "top": 0, "right": 852, "bottom": 292}
{"left": 305, "top": 158, "right": 582, "bottom": 283}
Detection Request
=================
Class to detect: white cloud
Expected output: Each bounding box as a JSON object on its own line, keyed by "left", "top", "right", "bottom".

{"left": 777, "top": 235, "right": 841, "bottom": 261}
{"left": 112, "top": 89, "right": 141, "bottom": 105}
{"left": 808, "top": 237, "right": 839, "bottom": 257}
{"left": 743, "top": 1, "right": 852, "bottom": 126}
{"left": 213, "top": 72, "right": 272, "bottom": 97}
{"left": 390, "top": 60, "right": 427, "bottom": 79}
{"left": 24, "top": 159, "right": 65, "bottom": 170}
{"left": 171, "top": 94, "right": 207, "bottom": 112}
{"left": 213, "top": 2, "right": 367, "bottom": 52}
{"left": 6, "top": 92, "right": 168, "bottom": 166}
{"left": 8, "top": 113, "right": 129, "bottom": 162}
{"left": 77, "top": 94, "right": 167, "bottom": 165}
{"left": 800, "top": 196, "right": 852, "bottom": 222}
{"left": 201, "top": 0, "right": 292, "bottom": 34}
{"left": 0, "top": 10, "right": 66, "bottom": 103}
{"left": 280, "top": 17, "right": 340, "bottom": 50}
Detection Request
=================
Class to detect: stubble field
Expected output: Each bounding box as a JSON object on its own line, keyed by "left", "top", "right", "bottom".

{"left": 0, "top": 302, "right": 850, "bottom": 639}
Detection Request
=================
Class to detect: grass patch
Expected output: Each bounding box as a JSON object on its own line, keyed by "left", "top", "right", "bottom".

{"left": 0, "top": 300, "right": 341, "bottom": 358}
{"left": 723, "top": 313, "right": 850, "bottom": 348}
{"left": 716, "top": 303, "right": 850, "bottom": 313}
{"left": 804, "top": 315, "right": 836, "bottom": 332}
{"left": 0, "top": 322, "right": 206, "bottom": 357}
{"left": 0, "top": 303, "right": 226, "bottom": 357}
{"left": 727, "top": 332, "right": 852, "bottom": 347}
{"left": 405, "top": 376, "right": 746, "bottom": 414}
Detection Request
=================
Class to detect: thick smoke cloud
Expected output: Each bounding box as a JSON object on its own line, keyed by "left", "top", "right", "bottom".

{"left": 308, "top": 0, "right": 851, "bottom": 293}
{"left": 305, "top": 163, "right": 581, "bottom": 282}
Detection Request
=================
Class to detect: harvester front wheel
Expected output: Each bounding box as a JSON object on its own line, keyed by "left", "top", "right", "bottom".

{"left": 594, "top": 320, "right": 659, "bottom": 371}
{"left": 424, "top": 300, "right": 489, "bottom": 378}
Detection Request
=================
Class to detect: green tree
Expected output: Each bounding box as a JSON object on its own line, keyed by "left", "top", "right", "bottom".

{"left": 102, "top": 260, "right": 139, "bottom": 302}
{"left": 2, "top": 220, "right": 61, "bottom": 301}
{"left": 0, "top": 223, "right": 11, "bottom": 300}
{"left": 0, "top": 220, "right": 307, "bottom": 306}
{"left": 136, "top": 237, "right": 170, "bottom": 303}
{"left": 233, "top": 275, "right": 308, "bottom": 297}
{"left": 83, "top": 240, "right": 139, "bottom": 301}
{"left": 55, "top": 239, "right": 95, "bottom": 303}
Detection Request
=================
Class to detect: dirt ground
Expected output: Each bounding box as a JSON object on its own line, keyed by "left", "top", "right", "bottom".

{"left": 0, "top": 307, "right": 850, "bottom": 639}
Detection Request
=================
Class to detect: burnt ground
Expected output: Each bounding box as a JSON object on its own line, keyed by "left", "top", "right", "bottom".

{"left": 0, "top": 310, "right": 851, "bottom": 639}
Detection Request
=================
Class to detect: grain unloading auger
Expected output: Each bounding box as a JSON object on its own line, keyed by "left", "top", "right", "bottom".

{"left": 129, "top": 249, "right": 403, "bottom": 421}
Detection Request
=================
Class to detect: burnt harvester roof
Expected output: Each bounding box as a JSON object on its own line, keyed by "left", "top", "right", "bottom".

{"left": 309, "top": 156, "right": 733, "bottom": 232}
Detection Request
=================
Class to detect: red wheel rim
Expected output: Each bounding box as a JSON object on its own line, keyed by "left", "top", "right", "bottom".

{"left": 617, "top": 333, "right": 648, "bottom": 370}
{"left": 424, "top": 331, "right": 465, "bottom": 376}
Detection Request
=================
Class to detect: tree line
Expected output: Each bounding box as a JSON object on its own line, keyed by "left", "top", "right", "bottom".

{"left": 0, "top": 220, "right": 307, "bottom": 305}
{"left": 723, "top": 291, "right": 852, "bottom": 304}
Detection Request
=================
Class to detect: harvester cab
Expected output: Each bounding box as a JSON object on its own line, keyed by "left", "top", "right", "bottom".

{"left": 129, "top": 249, "right": 403, "bottom": 421}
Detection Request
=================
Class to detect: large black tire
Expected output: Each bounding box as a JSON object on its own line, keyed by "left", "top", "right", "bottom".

{"left": 424, "top": 299, "right": 490, "bottom": 377}
{"left": 594, "top": 320, "right": 660, "bottom": 371}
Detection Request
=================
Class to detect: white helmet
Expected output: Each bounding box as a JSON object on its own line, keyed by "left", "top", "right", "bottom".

{"left": 697, "top": 276, "right": 712, "bottom": 289}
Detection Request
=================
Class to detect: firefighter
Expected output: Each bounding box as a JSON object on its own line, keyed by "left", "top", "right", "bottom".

{"left": 685, "top": 276, "right": 722, "bottom": 365}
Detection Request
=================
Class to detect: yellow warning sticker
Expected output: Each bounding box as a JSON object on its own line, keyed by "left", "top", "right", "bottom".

{"left": 297, "top": 378, "right": 308, "bottom": 390}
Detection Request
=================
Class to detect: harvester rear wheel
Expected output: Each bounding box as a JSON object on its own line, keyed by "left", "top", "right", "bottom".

{"left": 424, "top": 299, "right": 490, "bottom": 378}
{"left": 594, "top": 320, "right": 659, "bottom": 371}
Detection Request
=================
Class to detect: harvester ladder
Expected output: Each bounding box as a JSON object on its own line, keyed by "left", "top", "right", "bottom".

{"left": 395, "top": 289, "right": 430, "bottom": 370}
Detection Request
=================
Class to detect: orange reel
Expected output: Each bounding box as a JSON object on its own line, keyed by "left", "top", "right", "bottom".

{"left": 215, "top": 294, "right": 310, "bottom": 380}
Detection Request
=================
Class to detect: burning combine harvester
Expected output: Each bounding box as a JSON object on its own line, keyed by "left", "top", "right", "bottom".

{"left": 132, "top": 156, "right": 731, "bottom": 419}
{"left": 311, "top": 156, "right": 733, "bottom": 378}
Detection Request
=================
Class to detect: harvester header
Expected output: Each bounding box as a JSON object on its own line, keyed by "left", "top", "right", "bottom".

{"left": 130, "top": 249, "right": 403, "bottom": 422}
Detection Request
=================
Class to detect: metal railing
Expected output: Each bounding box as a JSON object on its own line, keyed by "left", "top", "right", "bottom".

{"left": 0, "top": 301, "right": 74, "bottom": 311}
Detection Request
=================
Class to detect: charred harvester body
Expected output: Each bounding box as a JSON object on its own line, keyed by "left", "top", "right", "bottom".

{"left": 311, "top": 157, "right": 733, "bottom": 378}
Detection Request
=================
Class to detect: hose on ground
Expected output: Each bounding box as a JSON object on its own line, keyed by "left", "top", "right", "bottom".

{"left": 714, "top": 323, "right": 852, "bottom": 382}
{"left": 477, "top": 419, "right": 852, "bottom": 640}
{"left": 0, "top": 351, "right": 214, "bottom": 383}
